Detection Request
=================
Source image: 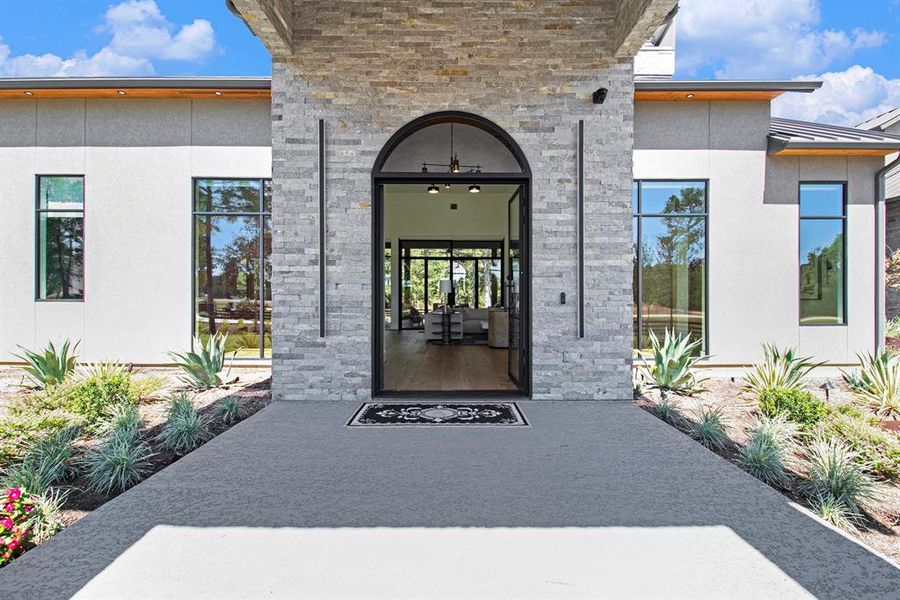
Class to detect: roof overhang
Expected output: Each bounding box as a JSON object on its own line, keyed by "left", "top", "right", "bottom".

{"left": 768, "top": 117, "right": 900, "bottom": 156}
{"left": 0, "top": 77, "right": 272, "bottom": 99}
{"left": 635, "top": 79, "right": 821, "bottom": 102}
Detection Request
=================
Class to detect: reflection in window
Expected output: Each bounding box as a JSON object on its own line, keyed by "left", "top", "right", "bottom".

{"left": 36, "top": 176, "right": 84, "bottom": 300}
{"left": 194, "top": 179, "right": 272, "bottom": 358}
{"left": 800, "top": 183, "right": 845, "bottom": 325}
{"left": 633, "top": 181, "right": 707, "bottom": 353}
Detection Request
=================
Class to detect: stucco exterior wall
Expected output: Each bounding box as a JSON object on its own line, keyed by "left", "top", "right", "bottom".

{"left": 635, "top": 100, "right": 881, "bottom": 364}
{"left": 269, "top": 1, "right": 655, "bottom": 401}
{"left": 0, "top": 98, "right": 272, "bottom": 363}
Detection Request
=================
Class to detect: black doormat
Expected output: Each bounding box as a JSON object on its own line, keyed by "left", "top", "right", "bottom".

{"left": 348, "top": 402, "right": 528, "bottom": 426}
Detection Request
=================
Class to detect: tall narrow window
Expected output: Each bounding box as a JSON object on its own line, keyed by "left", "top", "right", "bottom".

{"left": 800, "top": 183, "right": 846, "bottom": 325}
{"left": 633, "top": 180, "right": 707, "bottom": 353}
{"left": 193, "top": 179, "right": 272, "bottom": 358}
{"left": 36, "top": 176, "right": 84, "bottom": 300}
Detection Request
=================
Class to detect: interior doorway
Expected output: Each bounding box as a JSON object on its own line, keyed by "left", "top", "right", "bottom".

{"left": 372, "top": 112, "right": 531, "bottom": 396}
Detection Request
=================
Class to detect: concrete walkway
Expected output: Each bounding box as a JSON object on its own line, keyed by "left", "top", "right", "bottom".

{"left": 1, "top": 401, "right": 898, "bottom": 599}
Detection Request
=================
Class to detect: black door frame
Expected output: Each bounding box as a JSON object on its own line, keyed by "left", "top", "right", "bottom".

{"left": 371, "top": 111, "right": 532, "bottom": 397}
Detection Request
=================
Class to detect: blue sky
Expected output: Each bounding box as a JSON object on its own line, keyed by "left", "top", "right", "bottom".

{"left": 0, "top": 0, "right": 270, "bottom": 77}
{"left": 0, "top": 1, "right": 898, "bottom": 125}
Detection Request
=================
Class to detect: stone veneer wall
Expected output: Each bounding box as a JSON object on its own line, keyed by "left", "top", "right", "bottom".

{"left": 270, "top": 1, "right": 660, "bottom": 401}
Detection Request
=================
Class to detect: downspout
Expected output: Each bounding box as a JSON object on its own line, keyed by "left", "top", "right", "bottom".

{"left": 875, "top": 153, "right": 900, "bottom": 353}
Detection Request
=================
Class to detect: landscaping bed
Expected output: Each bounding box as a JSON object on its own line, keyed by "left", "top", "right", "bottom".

{"left": 635, "top": 370, "right": 900, "bottom": 563}
{"left": 0, "top": 351, "right": 270, "bottom": 568}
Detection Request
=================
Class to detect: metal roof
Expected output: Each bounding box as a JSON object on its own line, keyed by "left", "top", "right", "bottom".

{"left": 0, "top": 76, "right": 271, "bottom": 90}
{"left": 768, "top": 117, "right": 900, "bottom": 154}
{"left": 634, "top": 79, "right": 821, "bottom": 93}
{"left": 856, "top": 107, "right": 900, "bottom": 132}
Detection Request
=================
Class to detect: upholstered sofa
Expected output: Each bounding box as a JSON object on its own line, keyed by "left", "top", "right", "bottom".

{"left": 459, "top": 307, "right": 490, "bottom": 335}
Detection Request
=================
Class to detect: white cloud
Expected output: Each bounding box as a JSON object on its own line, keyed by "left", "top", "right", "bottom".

{"left": 677, "top": 0, "right": 885, "bottom": 79}
{"left": 772, "top": 65, "right": 900, "bottom": 126}
{"left": 0, "top": 0, "right": 217, "bottom": 77}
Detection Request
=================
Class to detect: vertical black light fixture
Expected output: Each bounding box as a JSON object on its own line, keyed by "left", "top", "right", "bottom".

{"left": 577, "top": 119, "right": 584, "bottom": 338}
{"left": 319, "top": 119, "right": 326, "bottom": 338}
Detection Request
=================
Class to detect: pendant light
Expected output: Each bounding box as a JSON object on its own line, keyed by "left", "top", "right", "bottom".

{"left": 420, "top": 122, "right": 482, "bottom": 194}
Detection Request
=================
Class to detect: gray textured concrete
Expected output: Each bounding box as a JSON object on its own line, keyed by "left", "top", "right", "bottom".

{"left": 1, "top": 401, "right": 898, "bottom": 598}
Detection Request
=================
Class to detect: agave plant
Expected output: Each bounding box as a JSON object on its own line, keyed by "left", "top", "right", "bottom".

{"left": 842, "top": 351, "right": 900, "bottom": 418}
{"left": 641, "top": 329, "right": 707, "bottom": 395}
{"left": 168, "top": 333, "right": 235, "bottom": 389}
{"left": 743, "top": 344, "right": 823, "bottom": 398}
{"left": 14, "top": 339, "right": 79, "bottom": 388}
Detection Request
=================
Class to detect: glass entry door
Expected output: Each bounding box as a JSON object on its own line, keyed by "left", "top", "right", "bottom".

{"left": 507, "top": 188, "right": 523, "bottom": 386}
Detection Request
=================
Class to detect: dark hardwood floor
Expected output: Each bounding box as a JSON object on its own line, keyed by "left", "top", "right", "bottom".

{"left": 383, "top": 330, "right": 517, "bottom": 391}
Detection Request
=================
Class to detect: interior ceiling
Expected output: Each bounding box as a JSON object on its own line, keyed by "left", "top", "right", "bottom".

{"left": 384, "top": 183, "right": 519, "bottom": 201}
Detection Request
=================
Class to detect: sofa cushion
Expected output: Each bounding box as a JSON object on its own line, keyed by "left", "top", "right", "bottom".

{"left": 462, "top": 308, "right": 489, "bottom": 321}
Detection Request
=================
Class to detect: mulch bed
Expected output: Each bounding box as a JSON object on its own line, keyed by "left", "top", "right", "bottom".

{"left": 0, "top": 366, "right": 272, "bottom": 527}
{"left": 634, "top": 379, "right": 900, "bottom": 565}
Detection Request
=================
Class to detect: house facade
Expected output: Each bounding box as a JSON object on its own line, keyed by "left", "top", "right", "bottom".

{"left": 2, "top": 1, "right": 900, "bottom": 401}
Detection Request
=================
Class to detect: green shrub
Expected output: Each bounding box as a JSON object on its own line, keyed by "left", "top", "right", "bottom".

{"left": 818, "top": 411, "right": 900, "bottom": 479}
{"left": 743, "top": 344, "right": 823, "bottom": 397}
{"left": 802, "top": 438, "right": 879, "bottom": 522}
{"left": 758, "top": 388, "right": 828, "bottom": 428}
{"left": 217, "top": 397, "right": 246, "bottom": 426}
{"left": 83, "top": 428, "right": 154, "bottom": 494}
{"left": 14, "top": 339, "right": 79, "bottom": 388}
{"left": 689, "top": 404, "right": 730, "bottom": 449}
{"left": 842, "top": 351, "right": 900, "bottom": 418}
{"left": 737, "top": 415, "right": 798, "bottom": 487}
{"left": 642, "top": 329, "right": 706, "bottom": 395}
{"left": 130, "top": 375, "right": 166, "bottom": 400}
{"left": 169, "top": 333, "right": 234, "bottom": 389}
{"left": 0, "top": 411, "right": 80, "bottom": 467}
{"left": 158, "top": 395, "right": 211, "bottom": 455}
{"left": 66, "top": 370, "right": 136, "bottom": 426}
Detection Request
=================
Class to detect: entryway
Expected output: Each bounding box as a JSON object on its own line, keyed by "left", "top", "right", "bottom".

{"left": 372, "top": 112, "right": 531, "bottom": 396}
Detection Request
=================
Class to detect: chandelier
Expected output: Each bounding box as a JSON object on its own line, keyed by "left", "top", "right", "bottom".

{"left": 422, "top": 123, "right": 481, "bottom": 194}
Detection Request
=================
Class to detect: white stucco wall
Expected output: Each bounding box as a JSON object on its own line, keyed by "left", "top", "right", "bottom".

{"left": 634, "top": 100, "right": 881, "bottom": 365}
{"left": 0, "top": 98, "right": 271, "bottom": 363}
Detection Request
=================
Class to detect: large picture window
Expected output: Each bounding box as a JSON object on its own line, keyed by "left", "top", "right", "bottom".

{"left": 36, "top": 175, "right": 84, "bottom": 300}
{"left": 633, "top": 180, "right": 707, "bottom": 353}
{"left": 800, "top": 182, "right": 846, "bottom": 325}
{"left": 193, "top": 179, "right": 272, "bottom": 358}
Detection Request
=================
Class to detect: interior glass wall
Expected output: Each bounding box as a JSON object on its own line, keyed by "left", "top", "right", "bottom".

{"left": 632, "top": 180, "right": 707, "bottom": 353}
{"left": 398, "top": 240, "right": 503, "bottom": 329}
{"left": 799, "top": 183, "right": 846, "bottom": 325}
{"left": 194, "top": 179, "right": 272, "bottom": 358}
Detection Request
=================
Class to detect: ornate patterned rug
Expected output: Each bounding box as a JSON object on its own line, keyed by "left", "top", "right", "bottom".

{"left": 348, "top": 402, "right": 528, "bottom": 426}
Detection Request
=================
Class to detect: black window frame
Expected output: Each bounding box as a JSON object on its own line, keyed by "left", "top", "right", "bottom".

{"left": 35, "top": 174, "right": 86, "bottom": 302}
{"left": 191, "top": 177, "right": 272, "bottom": 359}
{"left": 798, "top": 181, "right": 848, "bottom": 327}
{"left": 632, "top": 178, "right": 710, "bottom": 354}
